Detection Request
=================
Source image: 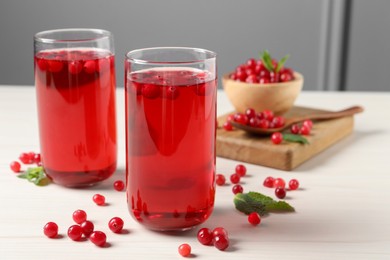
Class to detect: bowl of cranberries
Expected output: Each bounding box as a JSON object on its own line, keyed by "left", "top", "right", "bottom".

{"left": 223, "top": 50, "right": 303, "bottom": 115}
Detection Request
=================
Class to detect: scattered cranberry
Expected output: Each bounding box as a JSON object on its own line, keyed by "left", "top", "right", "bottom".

{"left": 288, "top": 179, "right": 300, "bottom": 190}
{"left": 197, "top": 228, "right": 213, "bottom": 245}
{"left": 72, "top": 209, "right": 87, "bottom": 224}
{"left": 275, "top": 187, "right": 286, "bottom": 199}
{"left": 222, "top": 121, "right": 233, "bottom": 131}
{"left": 235, "top": 164, "right": 247, "bottom": 177}
{"left": 232, "top": 184, "right": 243, "bottom": 194}
{"left": 178, "top": 243, "right": 191, "bottom": 257}
{"left": 272, "top": 116, "right": 285, "bottom": 128}
{"left": 19, "top": 152, "right": 33, "bottom": 164}
{"left": 299, "top": 125, "right": 311, "bottom": 135}
{"left": 303, "top": 120, "right": 313, "bottom": 129}
{"left": 93, "top": 194, "right": 106, "bottom": 206}
{"left": 213, "top": 234, "right": 229, "bottom": 251}
{"left": 230, "top": 173, "right": 240, "bottom": 184}
{"left": 216, "top": 174, "right": 226, "bottom": 186}
{"left": 108, "top": 217, "right": 124, "bottom": 233}
{"left": 10, "top": 161, "right": 21, "bottom": 173}
{"left": 68, "top": 225, "right": 83, "bottom": 241}
{"left": 274, "top": 178, "right": 286, "bottom": 188}
{"left": 43, "top": 222, "right": 58, "bottom": 238}
{"left": 248, "top": 212, "right": 261, "bottom": 226}
{"left": 212, "top": 227, "right": 228, "bottom": 238}
{"left": 80, "top": 220, "right": 94, "bottom": 237}
{"left": 113, "top": 180, "right": 125, "bottom": 191}
{"left": 263, "top": 176, "right": 275, "bottom": 188}
{"left": 89, "top": 231, "right": 107, "bottom": 247}
{"left": 271, "top": 132, "right": 283, "bottom": 145}
{"left": 290, "top": 124, "right": 300, "bottom": 134}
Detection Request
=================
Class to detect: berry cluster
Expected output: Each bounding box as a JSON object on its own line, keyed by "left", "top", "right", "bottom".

{"left": 197, "top": 227, "right": 230, "bottom": 251}
{"left": 263, "top": 176, "right": 300, "bottom": 199}
{"left": 43, "top": 209, "right": 124, "bottom": 247}
{"left": 223, "top": 108, "right": 285, "bottom": 131}
{"left": 290, "top": 120, "right": 313, "bottom": 135}
{"left": 229, "top": 51, "right": 295, "bottom": 84}
{"left": 10, "top": 151, "right": 41, "bottom": 173}
{"left": 216, "top": 164, "right": 247, "bottom": 195}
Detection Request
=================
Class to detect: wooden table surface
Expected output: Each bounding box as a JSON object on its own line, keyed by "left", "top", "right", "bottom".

{"left": 0, "top": 86, "right": 389, "bottom": 259}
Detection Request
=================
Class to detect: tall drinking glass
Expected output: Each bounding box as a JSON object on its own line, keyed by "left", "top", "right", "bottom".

{"left": 34, "top": 29, "right": 117, "bottom": 187}
{"left": 125, "top": 47, "right": 217, "bottom": 231}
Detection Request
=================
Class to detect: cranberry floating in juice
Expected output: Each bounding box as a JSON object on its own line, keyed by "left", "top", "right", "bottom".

{"left": 125, "top": 47, "right": 217, "bottom": 231}
{"left": 34, "top": 29, "right": 117, "bottom": 187}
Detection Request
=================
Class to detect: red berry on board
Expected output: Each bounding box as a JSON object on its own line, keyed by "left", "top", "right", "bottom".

{"left": 275, "top": 187, "right": 286, "bottom": 199}
{"left": 272, "top": 116, "right": 285, "bottom": 128}
{"left": 72, "top": 209, "right": 87, "bottom": 224}
{"left": 213, "top": 234, "right": 229, "bottom": 251}
{"left": 291, "top": 124, "right": 300, "bottom": 134}
{"left": 230, "top": 173, "right": 240, "bottom": 184}
{"left": 299, "top": 125, "right": 311, "bottom": 135}
{"left": 197, "top": 228, "right": 213, "bottom": 245}
{"left": 271, "top": 132, "right": 283, "bottom": 145}
{"left": 113, "top": 180, "right": 125, "bottom": 191}
{"left": 10, "top": 161, "right": 21, "bottom": 173}
{"left": 43, "top": 222, "right": 58, "bottom": 238}
{"left": 89, "top": 231, "right": 107, "bottom": 247}
{"left": 274, "top": 178, "right": 286, "bottom": 188}
{"left": 178, "top": 243, "right": 191, "bottom": 257}
{"left": 235, "top": 164, "right": 247, "bottom": 177}
{"left": 108, "top": 217, "right": 124, "bottom": 233}
{"left": 68, "top": 225, "right": 83, "bottom": 241}
{"left": 303, "top": 120, "right": 313, "bottom": 129}
{"left": 248, "top": 212, "right": 261, "bottom": 226}
{"left": 232, "top": 184, "right": 243, "bottom": 194}
{"left": 289, "top": 179, "right": 300, "bottom": 190}
{"left": 263, "top": 176, "right": 275, "bottom": 188}
{"left": 80, "top": 220, "right": 94, "bottom": 237}
{"left": 93, "top": 194, "right": 105, "bottom": 206}
{"left": 216, "top": 174, "right": 226, "bottom": 186}
{"left": 222, "top": 121, "right": 233, "bottom": 131}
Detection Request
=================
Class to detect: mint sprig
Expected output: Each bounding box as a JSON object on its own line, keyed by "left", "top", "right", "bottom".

{"left": 234, "top": 191, "right": 295, "bottom": 216}
{"left": 283, "top": 133, "right": 309, "bottom": 144}
{"left": 18, "top": 166, "right": 50, "bottom": 186}
{"left": 260, "top": 50, "right": 290, "bottom": 73}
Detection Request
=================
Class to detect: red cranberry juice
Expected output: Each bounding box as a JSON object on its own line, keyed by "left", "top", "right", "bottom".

{"left": 34, "top": 49, "right": 117, "bottom": 187}
{"left": 126, "top": 68, "right": 216, "bottom": 230}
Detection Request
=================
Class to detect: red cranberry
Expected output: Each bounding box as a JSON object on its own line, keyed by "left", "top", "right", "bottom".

{"left": 33, "top": 153, "right": 41, "bottom": 164}
{"left": 235, "top": 164, "right": 247, "bottom": 177}
{"left": 303, "top": 120, "right": 313, "bottom": 129}
{"left": 249, "top": 117, "right": 260, "bottom": 127}
{"left": 230, "top": 73, "right": 238, "bottom": 80}
{"left": 222, "top": 121, "right": 233, "bottom": 131}
{"left": 246, "top": 58, "right": 257, "bottom": 69}
{"left": 197, "top": 228, "right": 213, "bottom": 245}
{"left": 259, "top": 76, "right": 270, "bottom": 84}
{"left": 245, "top": 74, "right": 259, "bottom": 83}
{"left": 226, "top": 114, "right": 234, "bottom": 122}
{"left": 212, "top": 227, "right": 228, "bottom": 238}
{"left": 263, "top": 176, "right": 275, "bottom": 188}
{"left": 72, "top": 209, "right": 87, "bottom": 224}
{"left": 68, "top": 61, "right": 83, "bottom": 74}
{"left": 274, "top": 178, "right": 286, "bottom": 188}
{"left": 259, "top": 119, "right": 270, "bottom": 129}
{"left": 232, "top": 184, "right": 243, "bottom": 194}
{"left": 262, "top": 110, "right": 274, "bottom": 121}
{"left": 43, "top": 222, "right": 58, "bottom": 238}
{"left": 48, "top": 60, "right": 63, "bottom": 73}
{"left": 19, "top": 152, "right": 33, "bottom": 164}
{"left": 93, "top": 194, "right": 105, "bottom": 206}
{"left": 271, "top": 132, "right": 283, "bottom": 145}
{"left": 236, "top": 70, "right": 247, "bottom": 82}
{"left": 289, "top": 179, "right": 300, "bottom": 190}
{"left": 299, "top": 125, "right": 311, "bottom": 135}
{"left": 37, "top": 59, "right": 47, "bottom": 71}
{"left": 89, "top": 231, "right": 107, "bottom": 247}
{"left": 275, "top": 187, "right": 286, "bottom": 199}
{"left": 216, "top": 174, "right": 226, "bottom": 186}
{"left": 233, "top": 113, "right": 249, "bottom": 125}
{"left": 10, "top": 161, "right": 21, "bottom": 173}
{"left": 290, "top": 124, "right": 300, "bottom": 134}
{"left": 272, "top": 116, "right": 285, "bottom": 128}
{"left": 248, "top": 212, "right": 261, "bottom": 226}
{"left": 83, "top": 60, "right": 96, "bottom": 74}
{"left": 113, "top": 180, "right": 125, "bottom": 191}
{"left": 178, "top": 243, "right": 191, "bottom": 257}
{"left": 142, "top": 84, "right": 161, "bottom": 99}
{"left": 230, "top": 173, "right": 240, "bottom": 184}
{"left": 68, "top": 225, "right": 83, "bottom": 241}
{"left": 213, "top": 234, "right": 229, "bottom": 251}
{"left": 245, "top": 108, "right": 256, "bottom": 119}
{"left": 80, "top": 220, "right": 94, "bottom": 237}
{"left": 280, "top": 71, "right": 293, "bottom": 82}
{"left": 108, "top": 217, "right": 124, "bottom": 233}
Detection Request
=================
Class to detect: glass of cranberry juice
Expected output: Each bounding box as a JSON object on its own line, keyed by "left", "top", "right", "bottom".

{"left": 125, "top": 47, "right": 217, "bottom": 231}
{"left": 34, "top": 29, "right": 117, "bottom": 187}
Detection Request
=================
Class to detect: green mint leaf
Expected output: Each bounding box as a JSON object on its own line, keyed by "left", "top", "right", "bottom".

{"left": 17, "top": 166, "right": 50, "bottom": 186}
{"left": 283, "top": 133, "right": 309, "bottom": 144}
{"left": 17, "top": 173, "right": 28, "bottom": 179}
{"left": 234, "top": 193, "right": 267, "bottom": 216}
{"left": 234, "top": 192, "right": 295, "bottom": 215}
{"left": 260, "top": 50, "right": 275, "bottom": 72}
{"left": 276, "top": 54, "right": 290, "bottom": 73}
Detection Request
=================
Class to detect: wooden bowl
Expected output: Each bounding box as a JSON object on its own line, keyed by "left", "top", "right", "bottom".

{"left": 222, "top": 72, "right": 304, "bottom": 115}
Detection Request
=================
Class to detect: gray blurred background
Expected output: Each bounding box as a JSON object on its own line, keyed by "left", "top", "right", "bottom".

{"left": 0, "top": 0, "right": 389, "bottom": 91}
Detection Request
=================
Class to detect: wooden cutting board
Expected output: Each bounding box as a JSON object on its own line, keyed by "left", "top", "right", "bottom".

{"left": 216, "top": 106, "right": 354, "bottom": 171}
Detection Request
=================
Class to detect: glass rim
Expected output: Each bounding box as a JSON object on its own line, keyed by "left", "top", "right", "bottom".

{"left": 125, "top": 47, "right": 217, "bottom": 65}
{"left": 34, "top": 28, "right": 112, "bottom": 44}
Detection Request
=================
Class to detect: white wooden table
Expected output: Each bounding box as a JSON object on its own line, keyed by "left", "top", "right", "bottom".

{"left": 0, "top": 86, "right": 389, "bottom": 259}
